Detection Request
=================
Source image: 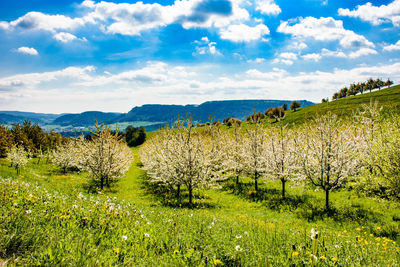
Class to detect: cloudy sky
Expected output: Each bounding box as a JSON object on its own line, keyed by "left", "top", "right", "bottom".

{"left": 0, "top": 0, "right": 399, "bottom": 113}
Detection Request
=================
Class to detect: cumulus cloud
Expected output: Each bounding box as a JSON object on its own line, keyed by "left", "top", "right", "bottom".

{"left": 277, "top": 16, "right": 374, "bottom": 48}
{"left": 321, "top": 48, "right": 347, "bottom": 58}
{"left": 255, "top": 0, "right": 281, "bottom": 16}
{"left": 53, "top": 32, "right": 78, "bottom": 42}
{"left": 383, "top": 40, "right": 400, "bottom": 51}
{"left": 16, "top": 47, "right": 38, "bottom": 55}
{"left": 338, "top": 0, "right": 400, "bottom": 26}
{"left": 348, "top": 48, "right": 378, "bottom": 58}
{"left": 247, "top": 58, "right": 266, "bottom": 63}
{"left": 302, "top": 53, "right": 322, "bottom": 61}
{"left": 194, "top": 36, "right": 221, "bottom": 55}
{"left": 219, "top": 23, "right": 270, "bottom": 42}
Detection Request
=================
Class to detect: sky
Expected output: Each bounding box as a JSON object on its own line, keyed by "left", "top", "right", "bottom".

{"left": 0, "top": 0, "right": 399, "bottom": 113}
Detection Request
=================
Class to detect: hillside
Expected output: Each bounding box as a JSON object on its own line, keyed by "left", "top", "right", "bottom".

{"left": 283, "top": 84, "right": 400, "bottom": 125}
{"left": 118, "top": 99, "right": 315, "bottom": 123}
{"left": 53, "top": 111, "right": 123, "bottom": 126}
{"left": 0, "top": 111, "right": 60, "bottom": 124}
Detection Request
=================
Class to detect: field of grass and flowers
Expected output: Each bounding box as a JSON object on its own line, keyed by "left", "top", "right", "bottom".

{"left": 1, "top": 147, "right": 400, "bottom": 266}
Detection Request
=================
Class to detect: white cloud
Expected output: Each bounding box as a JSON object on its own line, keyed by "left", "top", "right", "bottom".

{"left": 220, "top": 23, "right": 270, "bottom": 42}
{"left": 277, "top": 16, "right": 374, "bottom": 48}
{"left": 194, "top": 36, "right": 221, "bottom": 55}
{"left": 279, "top": 52, "right": 298, "bottom": 60}
{"left": 247, "top": 58, "right": 266, "bottom": 63}
{"left": 1, "top": 11, "right": 90, "bottom": 33}
{"left": 348, "top": 48, "right": 378, "bottom": 58}
{"left": 53, "top": 32, "right": 78, "bottom": 42}
{"left": 255, "top": 0, "right": 281, "bottom": 16}
{"left": 16, "top": 47, "right": 38, "bottom": 55}
{"left": 383, "top": 40, "right": 400, "bottom": 51}
{"left": 321, "top": 48, "right": 347, "bottom": 58}
{"left": 338, "top": 0, "right": 400, "bottom": 26}
{"left": 273, "top": 58, "right": 293, "bottom": 65}
{"left": 302, "top": 53, "right": 322, "bottom": 61}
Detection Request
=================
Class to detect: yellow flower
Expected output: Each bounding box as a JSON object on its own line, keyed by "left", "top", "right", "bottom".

{"left": 331, "top": 257, "right": 338, "bottom": 262}
{"left": 343, "top": 230, "right": 347, "bottom": 233}
{"left": 376, "top": 226, "right": 381, "bottom": 230}
{"left": 173, "top": 250, "right": 180, "bottom": 255}
{"left": 113, "top": 248, "right": 120, "bottom": 254}
{"left": 214, "top": 259, "right": 222, "bottom": 265}
{"left": 320, "top": 256, "right": 326, "bottom": 260}
{"left": 356, "top": 228, "right": 361, "bottom": 231}
{"left": 292, "top": 252, "right": 299, "bottom": 257}
{"left": 83, "top": 217, "right": 88, "bottom": 220}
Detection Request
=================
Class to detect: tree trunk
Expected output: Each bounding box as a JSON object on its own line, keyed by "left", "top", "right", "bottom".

{"left": 325, "top": 189, "right": 330, "bottom": 210}
{"left": 100, "top": 177, "right": 104, "bottom": 189}
{"left": 188, "top": 184, "right": 193, "bottom": 205}
{"left": 236, "top": 175, "right": 240, "bottom": 185}
{"left": 281, "top": 179, "right": 286, "bottom": 199}
{"left": 176, "top": 185, "right": 181, "bottom": 198}
{"left": 254, "top": 172, "right": 258, "bottom": 192}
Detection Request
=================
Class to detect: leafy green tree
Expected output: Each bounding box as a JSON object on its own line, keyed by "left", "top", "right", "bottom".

{"left": 0, "top": 125, "right": 13, "bottom": 158}
{"left": 290, "top": 101, "right": 301, "bottom": 112}
{"left": 265, "top": 107, "right": 285, "bottom": 122}
{"left": 385, "top": 78, "right": 393, "bottom": 88}
{"left": 282, "top": 103, "right": 288, "bottom": 111}
{"left": 125, "top": 126, "right": 146, "bottom": 147}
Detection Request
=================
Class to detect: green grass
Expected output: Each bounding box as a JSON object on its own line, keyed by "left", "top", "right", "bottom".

{"left": 283, "top": 85, "right": 400, "bottom": 125}
{"left": 1, "top": 150, "right": 400, "bottom": 265}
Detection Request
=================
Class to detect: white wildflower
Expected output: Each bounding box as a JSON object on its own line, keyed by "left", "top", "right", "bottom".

{"left": 121, "top": 235, "right": 128, "bottom": 241}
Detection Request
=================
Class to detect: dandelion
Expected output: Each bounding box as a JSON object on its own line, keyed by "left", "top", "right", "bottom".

{"left": 356, "top": 227, "right": 361, "bottom": 231}
{"left": 331, "top": 257, "right": 338, "bottom": 262}
{"left": 26, "top": 210, "right": 31, "bottom": 214}
{"left": 310, "top": 228, "right": 318, "bottom": 240}
{"left": 121, "top": 235, "right": 127, "bottom": 241}
{"left": 173, "top": 249, "right": 180, "bottom": 255}
{"left": 292, "top": 251, "right": 299, "bottom": 257}
{"left": 376, "top": 226, "right": 381, "bottom": 230}
{"left": 320, "top": 255, "right": 326, "bottom": 260}
{"left": 235, "top": 245, "right": 242, "bottom": 252}
{"left": 214, "top": 259, "right": 222, "bottom": 265}
{"left": 113, "top": 248, "right": 120, "bottom": 254}
{"left": 144, "top": 233, "right": 150, "bottom": 238}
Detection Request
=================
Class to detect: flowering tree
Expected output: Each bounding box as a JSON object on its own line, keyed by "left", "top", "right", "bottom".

{"left": 140, "top": 116, "right": 222, "bottom": 205}
{"left": 264, "top": 120, "right": 299, "bottom": 198}
{"left": 80, "top": 123, "right": 133, "bottom": 189}
{"left": 7, "top": 144, "right": 29, "bottom": 174}
{"left": 298, "top": 112, "right": 360, "bottom": 210}
{"left": 242, "top": 116, "right": 266, "bottom": 192}
{"left": 52, "top": 140, "right": 82, "bottom": 173}
{"left": 223, "top": 122, "right": 246, "bottom": 185}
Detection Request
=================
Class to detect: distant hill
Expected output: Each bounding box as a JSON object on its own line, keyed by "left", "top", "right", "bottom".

{"left": 284, "top": 84, "right": 400, "bottom": 125}
{"left": 53, "top": 111, "right": 123, "bottom": 126}
{"left": 117, "top": 100, "right": 315, "bottom": 123}
{"left": 0, "top": 111, "right": 61, "bottom": 124}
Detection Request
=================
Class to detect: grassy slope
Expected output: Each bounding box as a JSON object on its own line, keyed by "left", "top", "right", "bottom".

{"left": 283, "top": 85, "right": 400, "bottom": 125}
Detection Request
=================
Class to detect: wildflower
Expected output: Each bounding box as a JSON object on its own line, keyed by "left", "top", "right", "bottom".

{"left": 135, "top": 221, "right": 139, "bottom": 225}
{"left": 26, "top": 210, "right": 31, "bottom": 214}
{"left": 236, "top": 235, "right": 242, "bottom": 239}
{"left": 311, "top": 254, "right": 318, "bottom": 262}
{"left": 214, "top": 259, "right": 222, "bottom": 265}
{"left": 72, "top": 204, "right": 77, "bottom": 209}
{"left": 292, "top": 251, "right": 299, "bottom": 257}
{"left": 320, "top": 256, "right": 326, "bottom": 260}
{"left": 173, "top": 249, "right": 180, "bottom": 255}
{"left": 113, "top": 248, "right": 120, "bottom": 254}
{"left": 235, "top": 245, "right": 242, "bottom": 252}
{"left": 356, "top": 227, "right": 361, "bottom": 231}
{"left": 82, "top": 217, "right": 88, "bottom": 220}
{"left": 376, "top": 226, "right": 381, "bottom": 230}
{"left": 121, "top": 235, "right": 127, "bottom": 241}
{"left": 310, "top": 228, "right": 318, "bottom": 240}
{"left": 144, "top": 233, "right": 150, "bottom": 238}
{"left": 331, "top": 257, "right": 338, "bottom": 262}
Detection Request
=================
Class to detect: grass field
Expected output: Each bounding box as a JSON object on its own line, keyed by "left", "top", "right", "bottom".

{"left": 1, "top": 145, "right": 400, "bottom": 265}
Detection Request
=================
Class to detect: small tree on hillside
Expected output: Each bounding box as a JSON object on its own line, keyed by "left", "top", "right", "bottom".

{"left": 223, "top": 121, "right": 246, "bottom": 185}
{"left": 7, "top": 144, "right": 29, "bottom": 174}
{"left": 265, "top": 107, "right": 285, "bottom": 122}
{"left": 298, "top": 113, "right": 360, "bottom": 210}
{"left": 290, "top": 101, "right": 301, "bottom": 112}
{"left": 125, "top": 126, "right": 146, "bottom": 147}
{"left": 385, "top": 79, "right": 393, "bottom": 88}
{"left": 282, "top": 103, "right": 288, "bottom": 111}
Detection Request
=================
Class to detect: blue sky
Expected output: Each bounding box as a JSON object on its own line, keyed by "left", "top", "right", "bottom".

{"left": 0, "top": 0, "right": 399, "bottom": 113}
